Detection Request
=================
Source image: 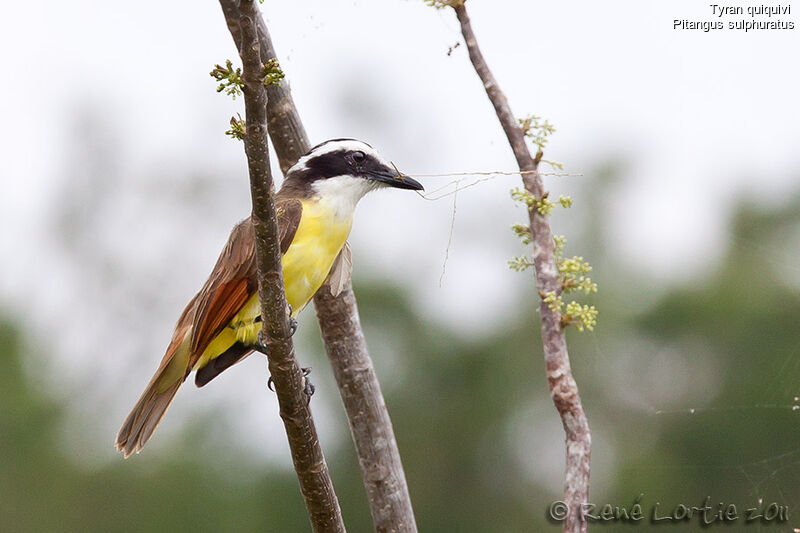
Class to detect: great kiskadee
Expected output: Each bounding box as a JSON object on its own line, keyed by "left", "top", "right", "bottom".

{"left": 115, "top": 139, "right": 423, "bottom": 458}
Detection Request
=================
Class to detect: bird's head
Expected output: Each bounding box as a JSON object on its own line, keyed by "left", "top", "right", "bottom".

{"left": 282, "top": 139, "right": 423, "bottom": 208}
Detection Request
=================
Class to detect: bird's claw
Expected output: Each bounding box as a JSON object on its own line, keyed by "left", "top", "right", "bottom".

{"left": 286, "top": 304, "right": 298, "bottom": 336}
{"left": 266, "top": 367, "right": 315, "bottom": 401}
{"left": 254, "top": 330, "right": 269, "bottom": 355}
{"left": 301, "top": 367, "right": 315, "bottom": 401}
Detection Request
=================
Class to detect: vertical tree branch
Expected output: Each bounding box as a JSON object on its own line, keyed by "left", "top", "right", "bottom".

{"left": 256, "top": 16, "right": 311, "bottom": 175}
{"left": 221, "top": 3, "right": 418, "bottom": 531}
{"left": 450, "top": 3, "right": 591, "bottom": 532}
{"left": 314, "top": 285, "right": 418, "bottom": 533}
{"left": 218, "top": 2, "right": 345, "bottom": 531}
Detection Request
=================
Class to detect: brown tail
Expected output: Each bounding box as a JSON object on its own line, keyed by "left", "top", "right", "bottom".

{"left": 115, "top": 378, "right": 182, "bottom": 458}
{"left": 116, "top": 332, "right": 192, "bottom": 458}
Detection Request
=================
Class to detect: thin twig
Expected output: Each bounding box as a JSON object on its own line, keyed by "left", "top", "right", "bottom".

{"left": 217, "top": 1, "right": 344, "bottom": 531}
{"left": 403, "top": 169, "right": 583, "bottom": 201}
{"left": 415, "top": 176, "right": 497, "bottom": 201}
{"left": 243, "top": 5, "right": 418, "bottom": 531}
{"left": 406, "top": 170, "right": 583, "bottom": 178}
{"left": 450, "top": 3, "right": 591, "bottom": 532}
{"left": 439, "top": 187, "right": 458, "bottom": 286}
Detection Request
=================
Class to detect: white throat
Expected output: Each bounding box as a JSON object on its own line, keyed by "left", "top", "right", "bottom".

{"left": 312, "top": 175, "right": 381, "bottom": 219}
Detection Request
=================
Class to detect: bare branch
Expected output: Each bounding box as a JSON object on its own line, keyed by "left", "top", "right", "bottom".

{"left": 451, "top": 3, "right": 591, "bottom": 531}
{"left": 229, "top": 4, "right": 419, "bottom": 531}
{"left": 218, "top": 1, "right": 344, "bottom": 531}
{"left": 314, "top": 284, "right": 418, "bottom": 533}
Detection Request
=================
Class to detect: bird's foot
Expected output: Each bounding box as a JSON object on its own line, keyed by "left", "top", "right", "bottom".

{"left": 286, "top": 304, "right": 298, "bottom": 336}
{"left": 254, "top": 330, "right": 269, "bottom": 356}
{"left": 301, "top": 367, "right": 315, "bottom": 400}
{"left": 267, "top": 367, "right": 315, "bottom": 401}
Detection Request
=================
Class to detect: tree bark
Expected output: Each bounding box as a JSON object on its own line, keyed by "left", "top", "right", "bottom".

{"left": 451, "top": 3, "right": 591, "bottom": 532}
{"left": 218, "top": 2, "right": 345, "bottom": 531}
{"left": 315, "top": 285, "right": 418, "bottom": 533}
{"left": 222, "top": 3, "right": 418, "bottom": 531}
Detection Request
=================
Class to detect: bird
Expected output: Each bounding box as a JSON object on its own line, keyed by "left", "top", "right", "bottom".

{"left": 115, "top": 138, "right": 423, "bottom": 458}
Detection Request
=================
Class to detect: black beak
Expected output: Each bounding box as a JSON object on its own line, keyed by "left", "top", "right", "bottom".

{"left": 367, "top": 167, "right": 424, "bottom": 191}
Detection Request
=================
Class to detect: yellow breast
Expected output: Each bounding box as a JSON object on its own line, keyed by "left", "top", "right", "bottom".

{"left": 281, "top": 199, "right": 352, "bottom": 313}
{"left": 195, "top": 199, "right": 352, "bottom": 369}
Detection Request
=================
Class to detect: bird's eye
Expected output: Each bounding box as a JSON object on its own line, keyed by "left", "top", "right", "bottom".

{"left": 352, "top": 151, "right": 366, "bottom": 164}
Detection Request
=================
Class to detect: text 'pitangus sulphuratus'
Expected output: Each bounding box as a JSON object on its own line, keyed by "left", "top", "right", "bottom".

{"left": 116, "top": 139, "right": 423, "bottom": 458}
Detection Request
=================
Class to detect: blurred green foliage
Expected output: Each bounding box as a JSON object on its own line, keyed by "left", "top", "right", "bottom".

{"left": 2, "top": 193, "right": 799, "bottom": 531}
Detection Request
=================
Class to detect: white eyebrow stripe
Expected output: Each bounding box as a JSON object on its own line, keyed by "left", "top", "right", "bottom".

{"left": 286, "top": 138, "right": 394, "bottom": 176}
{"left": 311, "top": 139, "right": 373, "bottom": 156}
{"left": 299, "top": 140, "right": 384, "bottom": 164}
{"left": 290, "top": 160, "right": 308, "bottom": 173}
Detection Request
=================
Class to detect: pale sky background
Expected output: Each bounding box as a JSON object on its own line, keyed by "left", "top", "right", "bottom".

{"left": 0, "top": 0, "right": 798, "bottom": 481}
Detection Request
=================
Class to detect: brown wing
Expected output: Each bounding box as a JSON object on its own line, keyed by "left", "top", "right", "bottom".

{"left": 275, "top": 196, "right": 303, "bottom": 255}
{"left": 116, "top": 200, "right": 303, "bottom": 455}
{"left": 189, "top": 199, "right": 303, "bottom": 358}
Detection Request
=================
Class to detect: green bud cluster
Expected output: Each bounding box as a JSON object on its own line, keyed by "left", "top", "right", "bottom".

{"left": 225, "top": 114, "right": 246, "bottom": 141}
{"left": 542, "top": 291, "right": 563, "bottom": 313}
{"left": 511, "top": 224, "right": 532, "bottom": 245}
{"left": 510, "top": 188, "right": 554, "bottom": 216}
{"left": 263, "top": 58, "right": 285, "bottom": 86}
{"left": 508, "top": 256, "right": 534, "bottom": 272}
{"left": 555, "top": 235, "right": 598, "bottom": 330}
{"left": 563, "top": 302, "right": 598, "bottom": 332}
{"left": 509, "top": 228, "right": 599, "bottom": 332}
{"left": 424, "top": 0, "right": 465, "bottom": 8}
{"left": 542, "top": 159, "right": 564, "bottom": 170}
{"left": 554, "top": 236, "right": 596, "bottom": 295}
{"left": 541, "top": 292, "right": 598, "bottom": 332}
{"left": 518, "top": 114, "right": 556, "bottom": 151}
{"left": 210, "top": 59, "right": 244, "bottom": 99}
{"left": 510, "top": 189, "right": 573, "bottom": 217}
